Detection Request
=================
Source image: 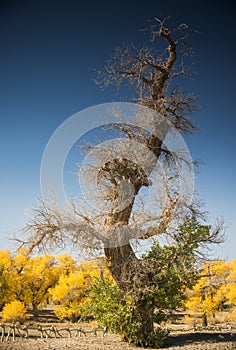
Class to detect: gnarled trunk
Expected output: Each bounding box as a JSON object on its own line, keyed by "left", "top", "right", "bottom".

{"left": 105, "top": 244, "right": 155, "bottom": 342}
{"left": 102, "top": 139, "right": 161, "bottom": 340}
{"left": 135, "top": 298, "right": 155, "bottom": 335}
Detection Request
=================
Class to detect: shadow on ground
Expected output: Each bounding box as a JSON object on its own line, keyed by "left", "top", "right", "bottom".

{"left": 164, "top": 331, "right": 236, "bottom": 348}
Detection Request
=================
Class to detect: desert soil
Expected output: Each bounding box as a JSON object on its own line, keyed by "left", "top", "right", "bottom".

{"left": 0, "top": 331, "right": 236, "bottom": 350}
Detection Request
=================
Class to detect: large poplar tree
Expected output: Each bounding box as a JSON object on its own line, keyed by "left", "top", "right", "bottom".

{"left": 19, "top": 17, "right": 224, "bottom": 346}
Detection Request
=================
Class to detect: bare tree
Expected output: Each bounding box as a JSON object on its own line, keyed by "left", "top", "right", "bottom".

{"left": 17, "top": 17, "right": 224, "bottom": 345}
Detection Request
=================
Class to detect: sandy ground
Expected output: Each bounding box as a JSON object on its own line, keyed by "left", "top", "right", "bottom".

{"left": 0, "top": 331, "right": 236, "bottom": 350}
{"left": 1, "top": 310, "right": 236, "bottom": 349}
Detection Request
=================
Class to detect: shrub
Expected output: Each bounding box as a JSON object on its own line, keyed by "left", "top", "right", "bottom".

{"left": 2, "top": 300, "right": 29, "bottom": 323}
{"left": 85, "top": 278, "right": 169, "bottom": 347}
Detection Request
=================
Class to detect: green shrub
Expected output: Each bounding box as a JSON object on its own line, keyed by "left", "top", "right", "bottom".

{"left": 84, "top": 278, "right": 169, "bottom": 347}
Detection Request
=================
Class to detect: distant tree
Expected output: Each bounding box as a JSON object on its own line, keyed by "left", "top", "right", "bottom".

{"left": 18, "top": 254, "right": 59, "bottom": 317}
{"left": 0, "top": 250, "right": 15, "bottom": 309}
{"left": 17, "top": 17, "right": 224, "bottom": 346}
{"left": 226, "top": 260, "right": 236, "bottom": 305}
{"left": 2, "top": 300, "right": 29, "bottom": 324}
{"left": 11, "top": 248, "right": 31, "bottom": 304}
{"left": 56, "top": 253, "right": 77, "bottom": 276}
{"left": 185, "top": 260, "right": 231, "bottom": 326}
{"left": 50, "top": 259, "right": 110, "bottom": 322}
{"left": 50, "top": 270, "right": 88, "bottom": 322}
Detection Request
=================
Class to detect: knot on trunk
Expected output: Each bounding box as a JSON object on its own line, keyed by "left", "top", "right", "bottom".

{"left": 98, "top": 158, "right": 151, "bottom": 192}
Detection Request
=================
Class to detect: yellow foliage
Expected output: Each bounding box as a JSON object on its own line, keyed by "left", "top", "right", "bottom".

{"left": 2, "top": 300, "right": 29, "bottom": 323}
{"left": 50, "top": 271, "right": 85, "bottom": 303}
{"left": 54, "top": 305, "right": 74, "bottom": 320}
{"left": 19, "top": 254, "right": 60, "bottom": 311}
{"left": 225, "top": 260, "right": 236, "bottom": 305}
{"left": 89, "top": 320, "right": 98, "bottom": 328}
{"left": 228, "top": 260, "right": 236, "bottom": 280}
{"left": 0, "top": 250, "right": 114, "bottom": 322}
{"left": 50, "top": 258, "right": 113, "bottom": 321}
{"left": 0, "top": 250, "right": 16, "bottom": 305}
{"left": 56, "top": 253, "right": 76, "bottom": 275}
{"left": 184, "top": 260, "right": 236, "bottom": 323}
{"left": 0, "top": 250, "right": 12, "bottom": 270}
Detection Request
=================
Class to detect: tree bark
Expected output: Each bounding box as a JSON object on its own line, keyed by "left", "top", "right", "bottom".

{"left": 101, "top": 126, "right": 166, "bottom": 338}
{"left": 105, "top": 244, "right": 155, "bottom": 341}
{"left": 32, "top": 304, "right": 39, "bottom": 318}
{"left": 135, "top": 299, "right": 155, "bottom": 335}
{"left": 202, "top": 313, "right": 208, "bottom": 327}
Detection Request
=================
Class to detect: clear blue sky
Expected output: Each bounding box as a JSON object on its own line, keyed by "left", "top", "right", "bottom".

{"left": 0, "top": 0, "right": 235, "bottom": 259}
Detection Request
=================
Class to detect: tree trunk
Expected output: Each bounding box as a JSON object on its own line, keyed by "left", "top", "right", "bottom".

{"left": 202, "top": 313, "right": 208, "bottom": 327}
{"left": 32, "top": 304, "right": 39, "bottom": 318}
{"left": 135, "top": 299, "right": 154, "bottom": 335}
{"left": 102, "top": 150, "right": 160, "bottom": 340}
{"left": 101, "top": 112, "right": 169, "bottom": 343}
{"left": 104, "top": 244, "right": 155, "bottom": 341}
{"left": 104, "top": 244, "right": 138, "bottom": 293}
{"left": 71, "top": 313, "right": 78, "bottom": 323}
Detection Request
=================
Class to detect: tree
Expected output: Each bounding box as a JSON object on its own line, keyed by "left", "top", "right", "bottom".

{"left": 50, "top": 270, "right": 88, "bottom": 322}
{"left": 10, "top": 248, "right": 31, "bottom": 305}
{"left": 86, "top": 220, "right": 210, "bottom": 346}
{"left": 142, "top": 220, "right": 209, "bottom": 322}
{"left": 0, "top": 250, "right": 15, "bottom": 309}
{"left": 56, "top": 253, "right": 77, "bottom": 276}
{"left": 85, "top": 278, "right": 169, "bottom": 347}
{"left": 184, "top": 260, "right": 231, "bottom": 326}
{"left": 0, "top": 250, "right": 60, "bottom": 316}
{"left": 226, "top": 260, "right": 236, "bottom": 305}
{"left": 50, "top": 259, "right": 110, "bottom": 322}
{"left": 2, "top": 300, "right": 29, "bottom": 324}
{"left": 17, "top": 254, "right": 60, "bottom": 317}
{"left": 18, "top": 17, "right": 224, "bottom": 346}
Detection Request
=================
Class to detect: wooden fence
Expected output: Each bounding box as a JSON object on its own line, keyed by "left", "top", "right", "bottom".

{"left": 0, "top": 323, "right": 107, "bottom": 342}
{"left": 0, "top": 323, "right": 233, "bottom": 342}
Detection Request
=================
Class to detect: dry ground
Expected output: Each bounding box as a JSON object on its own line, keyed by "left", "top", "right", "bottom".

{"left": 0, "top": 330, "right": 236, "bottom": 350}
{"left": 1, "top": 310, "right": 236, "bottom": 349}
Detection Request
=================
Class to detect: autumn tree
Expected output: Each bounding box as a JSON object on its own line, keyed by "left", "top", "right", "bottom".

{"left": 56, "top": 253, "right": 77, "bottom": 276}
{"left": 50, "top": 259, "right": 110, "bottom": 322}
{"left": 18, "top": 17, "right": 224, "bottom": 346}
{"left": 222, "top": 260, "right": 236, "bottom": 321}
{"left": 0, "top": 250, "right": 15, "bottom": 308}
{"left": 11, "top": 248, "right": 31, "bottom": 304}
{"left": 16, "top": 254, "right": 60, "bottom": 316}
{"left": 0, "top": 249, "right": 60, "bottom": 316}
{"left": 185, "top": 260, "right": 231, "bottom": 326}
{"left": 2, "top": 300, "right": 29, "bottom": 324}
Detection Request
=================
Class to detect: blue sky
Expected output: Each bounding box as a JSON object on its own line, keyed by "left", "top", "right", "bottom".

{"left": 0, "top": 0, "right": 235, "bottom": 259}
